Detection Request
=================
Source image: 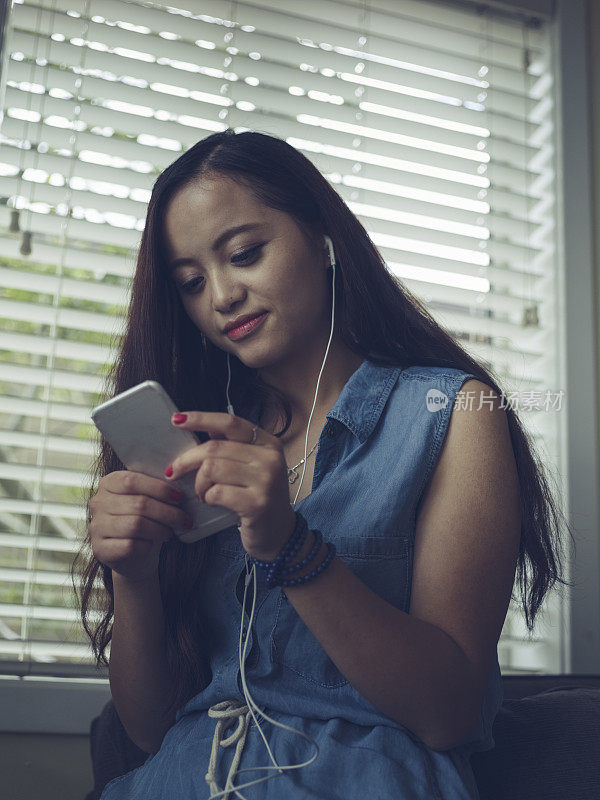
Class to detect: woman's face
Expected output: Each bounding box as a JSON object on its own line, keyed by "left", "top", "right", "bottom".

{"left": 163, "top": 174, "right": 332, "bottom": 371}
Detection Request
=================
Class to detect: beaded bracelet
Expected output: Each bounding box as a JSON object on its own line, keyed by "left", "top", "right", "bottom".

{"left": 248, "top": 511, "right": 309, "bottom": 582}
{"left": 247, "top": 512, "right": 336, "bottom": 589}
{"left": 277, "top": 541, "right": 336, "bottom": 588}
{"left": 279, "top": 529, "right": 323, "bottom": 577}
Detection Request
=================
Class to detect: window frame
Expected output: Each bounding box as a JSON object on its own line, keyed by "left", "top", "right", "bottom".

{"left": 0, "top": 0, "right": 597, "bottom": 735}
{"left": 553, "top": 0, "right": 600, "bottom": 674}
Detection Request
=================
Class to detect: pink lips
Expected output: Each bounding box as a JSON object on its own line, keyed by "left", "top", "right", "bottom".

{"left": 226, "top": 312, "right": 268, "bottom": 340}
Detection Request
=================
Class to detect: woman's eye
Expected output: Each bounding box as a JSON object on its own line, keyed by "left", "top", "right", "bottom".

{"left": 178, "top": 245, "right": 263, "bottom": 293}
{"left": 180, "top": 277, "right": 204, "bottom": 293}
{"left": 231, "top": 243, "right": 262, "bottom": 264}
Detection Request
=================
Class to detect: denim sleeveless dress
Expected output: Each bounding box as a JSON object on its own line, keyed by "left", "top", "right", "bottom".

{"left": 100, "top": 361, "right": 504, "bottom": 800}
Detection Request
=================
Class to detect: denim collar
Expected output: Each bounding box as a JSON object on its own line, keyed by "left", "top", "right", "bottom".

{"left": 242, "top": 359, "right": 402, "bottom": 445}
{"left": 325, "top": 359, "right": 402, "bottom": 443}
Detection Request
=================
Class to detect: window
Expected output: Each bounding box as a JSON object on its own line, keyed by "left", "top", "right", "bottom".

{"left": 0, "top": 0, "right": 578, "bottom": 696}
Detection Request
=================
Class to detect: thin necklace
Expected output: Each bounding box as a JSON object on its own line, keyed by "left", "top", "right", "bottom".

{"left": 287, "top": 441, "right": 319, "bottom": 485}
{"left": 261, "top": 403, "right": 320, "bottom": 485}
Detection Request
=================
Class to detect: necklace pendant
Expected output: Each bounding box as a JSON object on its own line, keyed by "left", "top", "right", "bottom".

{"left": 288, "top": 467, "right": 299, "bottom": 484}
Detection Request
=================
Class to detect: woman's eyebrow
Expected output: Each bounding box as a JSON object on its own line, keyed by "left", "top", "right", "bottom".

{"left": 169, "top": 222, "right": 264, "bottom": 271}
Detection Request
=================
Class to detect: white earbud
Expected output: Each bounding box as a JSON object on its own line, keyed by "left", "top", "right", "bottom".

{"left": 323, "top": 234, "right": 335, "bottom": 269}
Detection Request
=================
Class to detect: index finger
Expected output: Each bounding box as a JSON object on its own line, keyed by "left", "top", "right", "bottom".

{"left": 171, "top": 411, "right": 257, "bottom": 443}
{"left": 105, "top": 470, "right": 185, "bottom": 504}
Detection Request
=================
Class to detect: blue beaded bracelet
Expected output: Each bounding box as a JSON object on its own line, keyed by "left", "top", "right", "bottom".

{"left": 265, "top": 516, "right": 310, "bottom": 588}
{"left": 247, "top": 511, "right": 309, "bottom": 576}
{"left": 247, "top": 512, "right": 336, "bottom": 588}
{"left": 277, "top": 541, "right": 336, "bottom": 588}
{"left": 279, "top": 529, "right": 323, "bottom": 577}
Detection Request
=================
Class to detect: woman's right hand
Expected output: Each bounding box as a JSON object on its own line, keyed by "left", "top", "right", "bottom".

{"left": 88, "top": 470, "right": 192, "bottom": 583}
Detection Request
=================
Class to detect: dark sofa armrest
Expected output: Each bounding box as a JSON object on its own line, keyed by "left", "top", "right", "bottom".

{"left": 470, "top": 683, "right": 600, "bottom": 800}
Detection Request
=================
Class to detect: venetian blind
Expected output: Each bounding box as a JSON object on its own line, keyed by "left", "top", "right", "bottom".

{"left": 0, "top": 0, "right": 566, "bottom": 678}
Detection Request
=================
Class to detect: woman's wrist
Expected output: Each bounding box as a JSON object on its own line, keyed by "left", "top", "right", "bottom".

{"left": 245, "top": 509, "right": 297, "bottom": 562}
{"left": 112, "top": 569, "right": 160, "bottom": 590}
{"left": 248, "top": 512, "right": 335, "bottom": 588}
{"left": 282, "top": 529, "right": 328, "bottom": 580}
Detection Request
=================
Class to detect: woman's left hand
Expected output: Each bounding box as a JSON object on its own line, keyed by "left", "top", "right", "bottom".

{"left": 165, "top": 411, "right": 296, "bottom": 560}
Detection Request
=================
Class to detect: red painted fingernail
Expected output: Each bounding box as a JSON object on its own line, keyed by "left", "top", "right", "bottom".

{"left": 165, "top": 465, "right": 173, "bottom": 478}
{"left": 172, "top": 414, "right": 187, "bottom": 424}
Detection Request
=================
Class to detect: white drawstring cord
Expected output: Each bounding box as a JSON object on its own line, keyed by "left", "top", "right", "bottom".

{"left": 205, "top": 701, "right": 252, "bottom": 800}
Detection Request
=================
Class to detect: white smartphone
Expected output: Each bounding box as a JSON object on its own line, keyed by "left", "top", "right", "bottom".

{"left": 91, "top": 380, "right": 241, "bottom": 543}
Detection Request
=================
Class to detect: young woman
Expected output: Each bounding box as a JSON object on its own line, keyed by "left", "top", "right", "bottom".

{"left": 74, "top": 130, "right": 573, "bottom": 800}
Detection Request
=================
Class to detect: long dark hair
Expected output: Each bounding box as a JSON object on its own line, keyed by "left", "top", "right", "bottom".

{"left": 72, "top": 129, "right": 575, "bottom": 717}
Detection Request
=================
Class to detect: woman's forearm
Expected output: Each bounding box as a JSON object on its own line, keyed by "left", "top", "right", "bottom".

{"left": 109, "top": 571, "right": 179, "bottom": 754}
{"left": 281, "top": 532, "right": 480, "bottom": 751}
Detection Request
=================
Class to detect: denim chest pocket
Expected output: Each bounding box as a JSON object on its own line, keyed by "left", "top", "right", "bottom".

{"left": 270, "top": 534, "right": 413, "bottom": 688}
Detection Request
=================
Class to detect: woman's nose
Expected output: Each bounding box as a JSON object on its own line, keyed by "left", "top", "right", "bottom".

{"left": 210, "top": 280, "right": 246, "bottom": 312}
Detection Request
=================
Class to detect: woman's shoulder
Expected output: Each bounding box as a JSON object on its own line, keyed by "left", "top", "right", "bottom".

{"left": 398, "top": 364, "right": 479, "bottom": 382}
{"left": 356, "top": 360, "right": 477, "bottom": 394}
{"left": 376, "top": 365, "right": 483, "bottom": 435}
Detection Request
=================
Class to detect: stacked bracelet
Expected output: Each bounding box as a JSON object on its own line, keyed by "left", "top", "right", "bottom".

{"left": 248, "top": 511, "right": 336, "bottom": 589}
{"left": 279, "top": 529, "right": 323, "bottom": 577}
{"left": 279, "top": 541, "right": 336, "bottom": 588}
